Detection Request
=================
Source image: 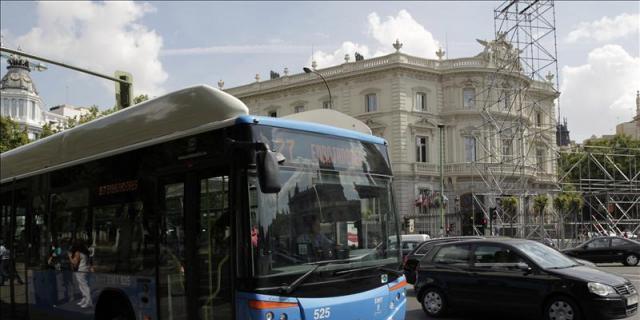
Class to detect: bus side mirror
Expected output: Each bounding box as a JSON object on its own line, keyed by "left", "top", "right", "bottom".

{"left": 256, "top": 150, "right": 282, "bottom": 193}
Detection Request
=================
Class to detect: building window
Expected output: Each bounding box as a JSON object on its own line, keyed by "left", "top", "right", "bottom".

{"left": 30, "top": 101, "right": 37, "bottom": 120}
{"left": 365, "top": 93, "right": 377, "bottom": 112}
{"left": 322, "top": 101, "right": 331, "bottom": 109}
{"left": 268, "top": 110, "right": 277, "bottom": 117}
{"left": 294, "top": 105, "right": 305, "bottom": 113}
{"left": 463, "top": 88, "right": 476, "bottom": 108}
{"left": 1, "top": 99, "right": 8, "bottom": 116}
{"left": 502, "top": 138, "right": 513, "bottom": 162}
{"left": 503, "top": 90, "right": 511, "bottom": 109}
{"left": 536, "top": 112, "right": 543, "bottom": 126}
{"left": 416, "top": 136, "right": 429, "bottom": 163}
{"left": 19, "top": 99, "right": 26, "bottom": 118}
{"left": 536, "top": 148, "right": 545, "bottom": 171}
{"left": 464, "top": 136, "right": 476, "bottom": 162}
{"left": 416, "top": 92, "right": 427, "bottom": 111}
{"left": 12, "top": 99, "right": 17, "bottom": 117}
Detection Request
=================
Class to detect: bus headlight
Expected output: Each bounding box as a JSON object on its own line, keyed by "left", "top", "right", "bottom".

{"left": 265, "top": 312, "right": 274, "bottom": 320}
{"left": 279, "top": 313, "right": 288, "bottom": 320}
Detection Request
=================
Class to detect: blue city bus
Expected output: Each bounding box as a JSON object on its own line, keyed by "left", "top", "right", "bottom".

{"left": 0, "top": 85, "right": 407, "bottom": 320}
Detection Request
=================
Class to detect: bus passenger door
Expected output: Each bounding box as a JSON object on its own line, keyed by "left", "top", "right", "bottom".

{"left": 198, "top": 175, "right": 232, "bottom": 320}
{"left": 158, "top": 173, "right": 232, "bottom": 320}
{"left": 158, "top": 180, "right": 188, "bottom": 320}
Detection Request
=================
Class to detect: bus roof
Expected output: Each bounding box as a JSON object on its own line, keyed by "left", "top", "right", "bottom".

{"left": 1, "top": 85, "right": 385, "bottom": 183}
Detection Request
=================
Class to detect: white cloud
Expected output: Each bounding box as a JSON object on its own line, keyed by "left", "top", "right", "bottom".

{"left": 310, "top": 10, "right": 441, "bottom": 68}
{"left": 560, "top": 45, "right": 640, "bottom": 142}
{"left": 311, "top": 42, "right": 371, "bottom": 69}
{"left": 566, "top": 13, "right": 640, "bottom": 43}
{"left": 13, "top": 1, "right": 167, "bottom": 96}
{"left": 367, "top": 10, "right": 440, "bottom": 58}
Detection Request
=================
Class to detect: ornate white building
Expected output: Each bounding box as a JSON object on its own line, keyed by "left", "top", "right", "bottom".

{"left": 0, "top": 53, "right": 78, "bottom": 140}
{"left": 226, "top": 38, "right": 558, "bottom": 236}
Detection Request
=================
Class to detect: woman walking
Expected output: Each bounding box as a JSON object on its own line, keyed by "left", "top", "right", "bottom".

{"left": 68, "top": 239, "right": 93, "bottom": 308}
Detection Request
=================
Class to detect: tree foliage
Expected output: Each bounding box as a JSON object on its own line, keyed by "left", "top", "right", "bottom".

{"left": 40, "top": 105, "right": 118, "bottom": 139}
{"left": 553, "top": 187, "right": 584, "bottom": 216}
{"left": 133, "top": 94, "right": 149, "bottom": 105}
{"left": 559, "top": 134, "right": 640, "bottom": 184}
{"left": 533, "top": 194, "right": 548, "bottom": 216}
{"left": 501, "top": 196, "right": 518, "bottom": 222}
{"left": 0, "top": 116, "right": 29, "bottom": 153}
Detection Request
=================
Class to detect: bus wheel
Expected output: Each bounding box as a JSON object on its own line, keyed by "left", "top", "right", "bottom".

{"left": 95, "top": 291, "right": 135, "bottom": 320}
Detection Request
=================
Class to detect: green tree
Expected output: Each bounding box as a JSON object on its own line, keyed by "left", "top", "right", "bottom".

{"left": 0, "top": 116, "right": 29, "bottom": 152}
{"left": 533, "top": 194, "right": 548, "bottom": 218}
{"left": 133, "top": 94, "right": 149, "bottom": 105}
{"left": 40, "top": 122, "right": 56, "bottom": 138}
{"left": 501, "top": 196, "right": 518, "bottom": 237}
{"left": 553, "top": 186, "right": 584, "bottom": 246}
{"left": 559, "top": 134, "right": 640, "bottom": 184}
{"left": 38, "top": 105, "right": 118, "bottom": 139}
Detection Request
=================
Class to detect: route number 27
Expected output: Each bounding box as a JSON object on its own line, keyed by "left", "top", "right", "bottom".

{"left": 313, "top": 307, "right": 331, "bottom": 319}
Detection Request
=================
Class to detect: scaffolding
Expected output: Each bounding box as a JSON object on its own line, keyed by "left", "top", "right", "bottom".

{"left": 558, "top": 145, "right": 640, "bottom": 238}
{"left": 468, "top": 0, "right": 561, "bottom": 239}
{"left": 465, "top": 1, "right": 639, "bottom": 244}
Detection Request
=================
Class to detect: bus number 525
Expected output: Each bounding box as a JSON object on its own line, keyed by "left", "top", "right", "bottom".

{"left": 313, "top": 307, "right": 331, "bottom": 319}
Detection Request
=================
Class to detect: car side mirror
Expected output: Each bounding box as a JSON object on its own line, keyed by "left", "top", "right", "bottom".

{"left": 256, "top": 150, "right": 283, "bottom": 193}
{"left": 517, "top": 262, "right": 532, "bottom": 273}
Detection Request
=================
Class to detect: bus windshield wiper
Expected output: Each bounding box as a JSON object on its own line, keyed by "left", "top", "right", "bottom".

{"left": 279, "top": 258, "right": 359, "bottom": 294}
{"left": 334, "top": 264, "right": 403, "bottom": 276}
{"left": 279, "top": 264, "right": 321, "bottom": 295}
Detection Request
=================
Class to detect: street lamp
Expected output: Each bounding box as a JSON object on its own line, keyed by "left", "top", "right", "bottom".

{"left": 303, "top": 67, "right": 332, "bottom": 109}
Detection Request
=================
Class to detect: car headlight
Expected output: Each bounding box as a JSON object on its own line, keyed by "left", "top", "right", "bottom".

{"left": 588, "top": 282, "right": 617, "bottom": 297}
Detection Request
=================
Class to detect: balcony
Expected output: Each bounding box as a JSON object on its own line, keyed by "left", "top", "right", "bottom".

{"left": 410, "top": 162, "right": 554, "bottom": 180}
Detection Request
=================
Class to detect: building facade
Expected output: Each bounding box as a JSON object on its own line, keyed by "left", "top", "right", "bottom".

{"left": 226, "top": 38, "right": 558, "bottom": 236}
{"left": 0, "top": 53, "right": 81, "bottom": 140}
{"left": 615, "top": 91, "right": 640, "bottom": 139}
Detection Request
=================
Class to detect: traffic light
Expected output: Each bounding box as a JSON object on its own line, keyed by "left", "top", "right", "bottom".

{"left": 490, "top": 207, "right": 498, "bottom": 220}
{"left": 115, "top": 71, "right": 133, "bottom": 109}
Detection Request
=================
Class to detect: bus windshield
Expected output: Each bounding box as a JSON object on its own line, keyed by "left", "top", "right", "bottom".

{"left": 249, "top": 126, "right": 400, "bottom": 287}
{"left": 250, "top": 169, "right": 399, "bottom": 280}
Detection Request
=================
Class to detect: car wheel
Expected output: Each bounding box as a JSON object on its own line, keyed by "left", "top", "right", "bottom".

{"left": 545, "top": 296, "right": 581, "bottom": 320}
{"left": 421, "top": 287, "right": 447, "bottom": 317}
{"left": 623, "top": 253, "right": 639, "bottom": 266}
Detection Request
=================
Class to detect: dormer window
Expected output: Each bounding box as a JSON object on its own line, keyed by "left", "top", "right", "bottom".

{"left": 322, "top": 101, "right": 331, "bottom": 109}
{"left": 294, "top": 105, "right": 305, "bottom": 113}
{"left": 268, "top": 110, "right": 277, "bottom": 118}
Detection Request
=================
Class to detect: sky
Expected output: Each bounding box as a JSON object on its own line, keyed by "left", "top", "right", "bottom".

{"left": 1, "top": 1, "right": 638, "bottom": 142}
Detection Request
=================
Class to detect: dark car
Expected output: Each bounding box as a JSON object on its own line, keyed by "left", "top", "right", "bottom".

{"left": 402, "top": 236, "right": 484, "bottom": 284}
{"left": 414, "top": 239, "right": 638, "bottom": 320}
{"left": 563, "top": 237, "right": 640, "bottom": 266}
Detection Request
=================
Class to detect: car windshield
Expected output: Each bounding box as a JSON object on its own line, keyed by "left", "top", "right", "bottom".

{"left": 513, "top": 241, "right": 578, "bottom": 269}
{"left": 249, "top": 168, "right": 399, "bottom": 280}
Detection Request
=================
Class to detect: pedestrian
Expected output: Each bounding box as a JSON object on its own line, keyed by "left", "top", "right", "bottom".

{"left": 0, "top": 239, "right": 9, "bottom": 285}
{"left": 68, "top": 239, "right": 93, "bottom": 308}
{"left": 0, "top": 239, "right": 24, "bottom": 285}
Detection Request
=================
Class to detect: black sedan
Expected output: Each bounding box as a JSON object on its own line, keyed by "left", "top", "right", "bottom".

{"left": 402, "top": 236, "right": 484, "bottom": 284}
{"left": 563, "top": 237, "right": 640, "bottom": 266}
{"left": 414, "top": 239, "right": 638, "bottom": 320}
